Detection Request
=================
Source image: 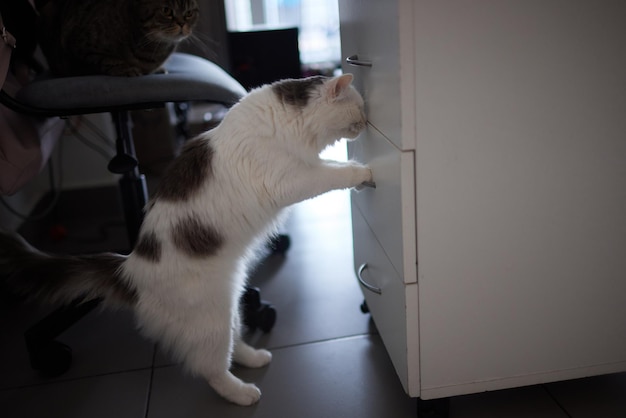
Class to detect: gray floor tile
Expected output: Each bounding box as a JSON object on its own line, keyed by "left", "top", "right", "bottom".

{"left": 545, "top": 372, "right": 626, "bottom": 418}
{"left": 0, "top": 370, "right": 151, "bottom": 418}
{"left": 0, "top": 303, "right": 154, "bottom": 389}
{"left": 245, "top": 191, "right": 376, "bottom": 350}
{"left": 147, "top": 334, "right": 416, "bottom": 418}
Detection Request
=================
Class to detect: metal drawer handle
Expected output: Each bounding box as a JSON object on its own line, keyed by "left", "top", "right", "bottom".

{"left": 346, "top": 54, "right": 373, "bottom": 67}
{"left": 357, "top": 263, "right": 382, "bottom": 294}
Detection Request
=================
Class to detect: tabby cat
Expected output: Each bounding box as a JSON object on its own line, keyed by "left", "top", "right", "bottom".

{"left": 38, "top": 0, "right": 199, "bottom": 76}
{"left": 0, "top": 74, "right": 373, "bottom": 405}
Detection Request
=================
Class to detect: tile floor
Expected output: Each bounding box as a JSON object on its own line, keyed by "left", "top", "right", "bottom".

{"left": 2, "top": 177, "right": 626, "bottom": 418}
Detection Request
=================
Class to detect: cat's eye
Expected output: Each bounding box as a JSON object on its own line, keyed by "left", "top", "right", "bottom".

{"left": 185, "top": 10, "right": 196, "bottom": 19}
{"left": 162, "top": 7, "right": 173, "bottom": 17}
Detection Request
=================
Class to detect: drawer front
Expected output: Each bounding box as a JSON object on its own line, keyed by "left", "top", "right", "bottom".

{"left": 352, "top": 207, "right": 419, "bottom": 396}
{"left": 339, "top": 0, "right": 414, "bottom": 150}
{"left": 348, "top": 125, "right": 416, "bottom": 284}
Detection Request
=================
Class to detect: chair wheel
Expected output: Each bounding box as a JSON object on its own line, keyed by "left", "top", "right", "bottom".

{"left": 257, "top": 304, "right": 277, "bottom": 333}
{"left": 242, "top": 287, "right": 277, "bottom": 333}
{"left": 244, "top": 302, "right": 277, "bottom": 333}
{"left": 30, "top": 340, "right": 72, "bottom": 378}
{"left": 360, "top": 300, "right": 370, "bottom": 314}
{"left": 243, "top": 287, "right": 261, "bottom": 310}
{"left": 268, "top": 234, "right": 291, "bottom": 254}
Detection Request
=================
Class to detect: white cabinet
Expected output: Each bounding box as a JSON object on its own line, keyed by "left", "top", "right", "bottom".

{"left": 341, "top": 0, "right": 626, "bottom": 400}
{"left": 348, "top": 125, "right": 416, "bottom": 284}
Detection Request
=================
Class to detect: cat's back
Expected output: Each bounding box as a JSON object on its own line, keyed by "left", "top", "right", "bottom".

{"left": 57, "top": 0, "right": 128, "bottom": 41}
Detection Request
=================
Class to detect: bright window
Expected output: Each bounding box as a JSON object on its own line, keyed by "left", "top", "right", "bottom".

{"left": 224, "top": 0, "right": 341, "bottom": 65}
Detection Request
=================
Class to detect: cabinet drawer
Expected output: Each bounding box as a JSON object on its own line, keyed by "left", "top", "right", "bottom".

{"left": 348, "top": 125, "right": 416, "bottom": 284}
{"left": 352, "top": 207, "right": 419, "bottom": 396}
{"left": 339, "top": 0, "right": 415, "bottom": 151}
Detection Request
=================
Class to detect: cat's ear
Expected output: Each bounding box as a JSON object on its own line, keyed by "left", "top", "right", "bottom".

{"left": 327, "top": 73, "right": 354, "bottom": 100}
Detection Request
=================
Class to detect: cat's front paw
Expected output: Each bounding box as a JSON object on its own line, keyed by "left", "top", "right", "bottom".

{"left": 348, "top": 162, "right": 373, "bottom": 189}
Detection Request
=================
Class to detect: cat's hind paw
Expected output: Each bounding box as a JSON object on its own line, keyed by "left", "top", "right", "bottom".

{"left": 210, "top": 374, "right": 262, "bottom": 406}
{"left": 226, "top": 382, "right": 262, "bottom": 406}
{"left": 234, "top": 347, "right": 272, "bottom": 368}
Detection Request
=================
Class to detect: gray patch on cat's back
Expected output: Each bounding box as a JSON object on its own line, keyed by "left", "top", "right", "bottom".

{"left": 154, "top": 137, "right": 214, "bottom": 202}
{"left": 172, "top": 217, "right": 224, "bottom": 257}
{"left": 134, "top": 231, "right": 162, "bottom": 262}
{"left": 272, "top": 76, "right": 326, "bottom": 107}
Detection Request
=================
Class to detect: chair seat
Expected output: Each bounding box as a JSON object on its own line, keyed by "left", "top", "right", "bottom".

{"left": 14, "top": 53, "right": 247, "bottom": 116}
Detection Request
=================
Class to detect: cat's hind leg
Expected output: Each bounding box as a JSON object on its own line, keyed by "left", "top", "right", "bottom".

{"left": 184, "top": 328, "right": 264, "bottom": 406}
{"left": 232, "top": 309, "right": 272, "bottom": 368}
{"left": 141, "top": 303, "right": 263, "bottom": 405}
{"left": 208, "top": 370, "right": 262, "bottom": 406}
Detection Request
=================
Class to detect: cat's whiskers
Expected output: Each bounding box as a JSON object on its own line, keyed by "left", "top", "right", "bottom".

{"left": 183, "top": 32, "right": 218, "bottom": 60}
{"left": 136, "top": 31, "right": 170, "bottom": 52}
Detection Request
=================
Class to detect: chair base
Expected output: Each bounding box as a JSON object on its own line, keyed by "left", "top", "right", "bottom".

{"left": 25, "top": 299, "right": 101, "bottom": 377}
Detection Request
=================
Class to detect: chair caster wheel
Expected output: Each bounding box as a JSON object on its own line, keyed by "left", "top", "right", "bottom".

{"left": 30, "top": 340, "right": 72, "bottom": 378}
{"left": 243, "top": 287, "right": 277, "bottom": 333}
{"left": 360, "top": 300, "right": 370, "bottom": 314}
{"left": 268, "top": 234, "right": 291, "bottom": 254}
{"left": 257, "top": 303, "right": 277, "bottom": 333}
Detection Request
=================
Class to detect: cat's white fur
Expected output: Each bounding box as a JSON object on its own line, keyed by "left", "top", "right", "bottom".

{"left": 122, "top": 74, "right": 371, "bottom": 405}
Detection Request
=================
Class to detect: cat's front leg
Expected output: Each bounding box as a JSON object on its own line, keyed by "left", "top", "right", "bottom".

{"left": 341, "top": 160, "right": 375, "bottom": 189}
{"left": 278, "top": 160, "right": 373, "bottom": 206}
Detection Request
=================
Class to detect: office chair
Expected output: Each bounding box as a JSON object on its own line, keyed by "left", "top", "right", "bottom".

{"left": 1, "top": 52, "right": 282, "bottom": 377}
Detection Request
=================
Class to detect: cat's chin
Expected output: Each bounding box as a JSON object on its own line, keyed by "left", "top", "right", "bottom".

{"left": 154, "top": 31, "right": 191, "bottom": 43}
{"left": 344, "top": 132, "right": 363, "bottom": 141}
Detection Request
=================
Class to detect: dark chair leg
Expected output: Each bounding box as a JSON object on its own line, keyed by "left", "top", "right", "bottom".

{"left": 108, "top": 111, "right": 147, "bottom": 246}
{"left": 25, "top": 299, "right": 101, "bottom": 377}
{"left": 267, "top": 233, "right": 291, "bottom": 254}
{"left": 117, "top": 172, "right": 147, "bottom": 246}
{"left": 24, "top": 111, "right": 149, "bottom": 377}
{"left": 242, "top": 287, "right": 276, "bottom": 333}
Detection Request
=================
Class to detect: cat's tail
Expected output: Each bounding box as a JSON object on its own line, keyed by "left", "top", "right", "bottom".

{"left": 0, "top": 230, "right": 136, "bottom": 308}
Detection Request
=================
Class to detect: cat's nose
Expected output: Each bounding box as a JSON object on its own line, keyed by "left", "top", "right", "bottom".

{"left": 175, "top": 22, "right": 188, "bottom": 35}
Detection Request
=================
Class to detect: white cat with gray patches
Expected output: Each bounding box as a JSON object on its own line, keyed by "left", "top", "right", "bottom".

{"left": 0, "top": 74, "right": 372, "bottom": 405}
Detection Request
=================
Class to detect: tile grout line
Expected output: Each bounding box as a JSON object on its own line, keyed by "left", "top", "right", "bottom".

{"left": 267, "top": 331, "right": 379, "bottom": 352}
{"left": 0, "top": 365, "right": 155, "bottom": 392}
{"left": 148, "top": 332, "right": 381, "bottom": 371}
{"left": 143, "top": 344, "right": 158, "bottom": 418}
{"left": 541, "top": 384, "right": 573, "bottom": 418}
